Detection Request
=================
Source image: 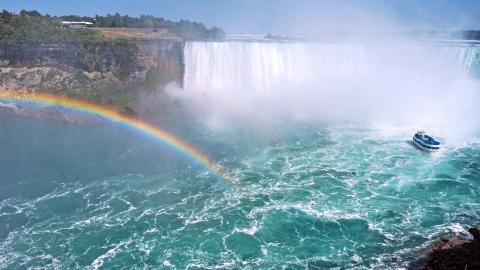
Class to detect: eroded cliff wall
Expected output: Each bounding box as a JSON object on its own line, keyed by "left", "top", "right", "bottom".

{"left": 0, "top": 39, "right": 185, "bottom": 113}
{"left": 0, "top": 39, "right": 184, "bottom": 86}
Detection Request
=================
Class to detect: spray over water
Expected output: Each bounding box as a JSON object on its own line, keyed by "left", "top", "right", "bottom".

{"left": 174, "top": 39, "right": 480, "bottom": 142}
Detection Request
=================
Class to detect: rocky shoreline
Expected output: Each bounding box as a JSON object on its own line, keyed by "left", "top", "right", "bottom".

{"left": 409, "top": 227, "right": 480, "bottom": 270}
{"left": 0, "top": 99, "right": 102, "bottom": 124}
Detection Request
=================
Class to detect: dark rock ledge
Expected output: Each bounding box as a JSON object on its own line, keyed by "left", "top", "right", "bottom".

{"left": 409, "top": 227, "right": 480, "bottom": 270}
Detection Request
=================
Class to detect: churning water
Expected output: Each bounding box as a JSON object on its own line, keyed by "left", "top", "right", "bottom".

{"left": 1, "top": 40, "right": 480, "bottom": 269}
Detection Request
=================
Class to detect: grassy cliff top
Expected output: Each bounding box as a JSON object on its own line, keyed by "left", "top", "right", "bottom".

{"left": 97, "top": 28, "right": 181, "bottom": 40}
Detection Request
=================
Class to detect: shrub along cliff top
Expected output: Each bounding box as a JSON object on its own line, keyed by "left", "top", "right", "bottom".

{"left": 0, "top": 9, "right": 226, "bottom": 43}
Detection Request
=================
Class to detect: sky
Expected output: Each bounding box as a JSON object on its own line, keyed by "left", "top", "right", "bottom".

{"left": 2, "top": 0, "right": 480, "bottom": 34}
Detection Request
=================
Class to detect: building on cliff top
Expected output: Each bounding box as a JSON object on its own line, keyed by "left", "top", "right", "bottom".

{"left": 61, "top": 21, "right": 94, "bottom": 29}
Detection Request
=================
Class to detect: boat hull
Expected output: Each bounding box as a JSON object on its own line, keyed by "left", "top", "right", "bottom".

{"left": 413, "top": 136, "right": 440, "bottom": 152}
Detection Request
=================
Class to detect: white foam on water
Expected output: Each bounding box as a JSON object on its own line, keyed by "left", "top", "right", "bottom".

{"left": 0, "top": 102, "right": 19, "bottom": 111}
{"left": 91, "top": 239, "right": 132, "bottom": 270}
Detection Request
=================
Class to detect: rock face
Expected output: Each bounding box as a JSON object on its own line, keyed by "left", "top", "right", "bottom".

{"left": 0, "top": 39, "right": 185, "bottom": 113}
{"left": 0, "top": 39, "right": 184, "bottom": 86}
{"left": 134, "top": 40, "right": 185, "bottom": 87}
{"left": 0, "top": 67, "right": 118, "bottom": 90}
{"left": 410, "top": 227, "right": 480, "bottom": 270}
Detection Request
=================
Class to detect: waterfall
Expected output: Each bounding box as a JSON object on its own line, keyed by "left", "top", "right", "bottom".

{"left": 181, "top": 40, "right": 480, "bottom": 134}
{"left": 184, "top": 41, "right": 480, "bottom": 92}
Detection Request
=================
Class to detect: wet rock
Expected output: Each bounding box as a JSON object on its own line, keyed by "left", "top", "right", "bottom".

{"left": 409, "top": 227, "right": 480, "bottom": 270}
{"left": 468, "top": 227, "right": 480, "bottom": 240}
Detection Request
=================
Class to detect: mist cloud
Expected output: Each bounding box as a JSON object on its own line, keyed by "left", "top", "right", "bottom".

{"left": 165, "top": 39, "right": 480, "bottom": 142}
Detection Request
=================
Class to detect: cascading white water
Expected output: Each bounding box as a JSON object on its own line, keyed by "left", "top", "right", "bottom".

{"left": 184, "top": 41, "right": 368, "bottom": 91}
{"left": 184, "top": 41, "right": 480, "bottom": 92}
{"left": 180, "top": 40, "right": 480, "bottom": 137}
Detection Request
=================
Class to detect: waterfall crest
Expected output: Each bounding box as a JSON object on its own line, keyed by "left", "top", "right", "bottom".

{"left": 184, "top": 41, "right": 480, "bottom": 92}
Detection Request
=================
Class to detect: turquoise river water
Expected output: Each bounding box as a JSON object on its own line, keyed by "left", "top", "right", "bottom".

{"left": 1, "top": 110, "right": 479, "bottom": 269}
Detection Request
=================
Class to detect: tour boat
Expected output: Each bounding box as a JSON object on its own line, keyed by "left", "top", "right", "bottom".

{"left": 413, "top": 130, "right": 440, "bottom": 152}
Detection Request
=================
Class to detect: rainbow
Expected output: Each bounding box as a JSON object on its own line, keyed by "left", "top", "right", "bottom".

{"left": 0, "top": 91, "right": 232, "bottom": 185}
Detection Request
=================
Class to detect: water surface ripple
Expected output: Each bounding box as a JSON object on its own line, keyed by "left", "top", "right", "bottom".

{"left": 0, "top": 117, "right": 479, "bottom": 269}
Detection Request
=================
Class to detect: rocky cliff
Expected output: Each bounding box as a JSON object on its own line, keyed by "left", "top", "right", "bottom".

{"left": 0, "top": 39, "right": 184, "bottom": 84}
{"left": 0, "top": 38, "right": 185, "bottom": 112}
